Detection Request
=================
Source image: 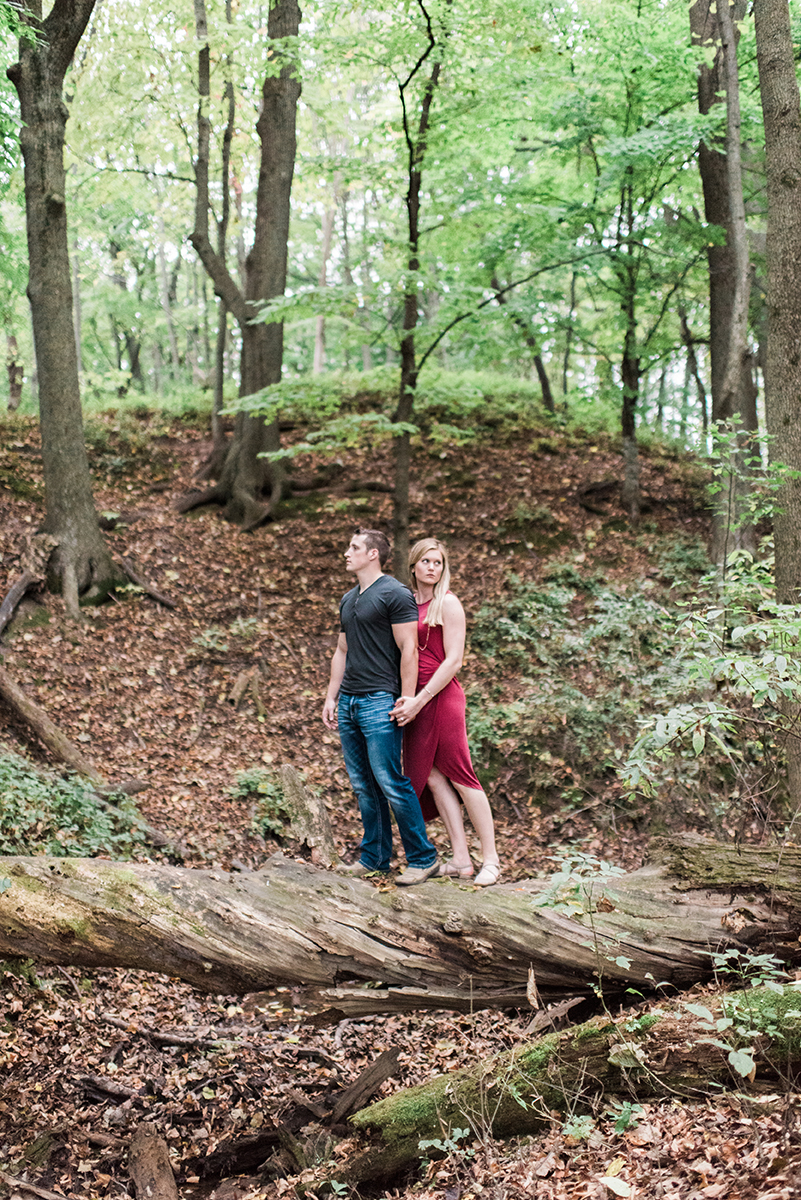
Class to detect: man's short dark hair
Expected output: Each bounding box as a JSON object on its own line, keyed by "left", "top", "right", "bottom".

{"left": 357, "top": 527, "right": 391, "bottom": 568}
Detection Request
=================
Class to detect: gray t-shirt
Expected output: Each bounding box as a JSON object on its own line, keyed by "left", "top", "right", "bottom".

{"left": 339, "top": 574, "right": 418, "bottom": 695}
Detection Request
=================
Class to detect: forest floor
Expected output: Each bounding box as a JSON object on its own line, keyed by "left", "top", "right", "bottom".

{"left": 1, "top": 409, "right": 799, "bottom": 1199}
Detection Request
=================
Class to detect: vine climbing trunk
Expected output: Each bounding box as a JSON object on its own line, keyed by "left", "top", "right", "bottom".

{"left": 754, "top": 0, "right": 801, "bottom": 807}
{"left": 186, "top": 0, "right": 300, "bottom": 529}
{"left": 7, "top": 0, "right": 122, "bottom": 612}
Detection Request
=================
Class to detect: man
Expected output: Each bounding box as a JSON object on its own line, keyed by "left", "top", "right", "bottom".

{"left": 322, "top": 528, "right": 439, "bottom": 885}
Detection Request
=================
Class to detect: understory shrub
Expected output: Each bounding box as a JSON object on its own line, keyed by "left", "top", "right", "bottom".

{"left": 0, "top": 749, "right": 147, "bottom": 857}
{"left": 466, "top": 550, "right": 783, "bottom": 832}
{"left": 228, "top": 768, "right": 289, "bottom": 837}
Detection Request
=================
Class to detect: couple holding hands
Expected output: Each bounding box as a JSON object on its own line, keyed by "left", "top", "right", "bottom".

{"left": 322, "top": 528, "right": 500, "bottom": 887}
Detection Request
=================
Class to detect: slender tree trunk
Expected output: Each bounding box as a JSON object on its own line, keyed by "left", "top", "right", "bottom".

{"left": 491, "top": 274, "right": 555, "bottom": 414}
{"left": 754, "top": 0, "right": 801, "bottom": 804}
{"left": 199, "top": 0, "right": 235, "bottom": 482}
{"left": 187, "top": 0, "right": 300, "bottom": 529}
{"left": 6, "top": 334, "right": 23, "bottom": 410}
{"left": 313, "top": 202, "right": 337, "bottom": 374}
{"left": 393, "top": 19, "right": 446, "bottom": 576}
{"left": 7, "top": 0, "right": 121, "bottom": 610}
{"left": 678, "top": 306, "right": 708, "bottom": 435}
{"left": 155, "top": 208, "right": 180, "bottom": 379}
{"left": 690, "top": 0, "right": 758, "bottom": 558}
{"left": 360, "top": 190, "right": 374, "bottom": 371}
{"left": 562, "top": 270, "right": 577, "bottom": 398}
{"left": 713, "top": 0, "right": 758, "bottom": 561}
{"left": 618, "top": 232, "right": 641, "bottom": 522}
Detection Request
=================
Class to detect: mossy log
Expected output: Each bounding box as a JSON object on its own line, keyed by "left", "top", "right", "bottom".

{"left": 304, "top": 983, "right": 801, "bottom": 1187}
{"left": 0, "top": 837, "right": 799, "bottom": 1016}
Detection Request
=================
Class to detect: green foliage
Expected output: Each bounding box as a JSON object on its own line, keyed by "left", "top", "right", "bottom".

{"left": 418, "top": 1126, "right": 472, "bottom": 1156}
{"left": 0, "top": 749, "right": 147, "bottom": 858}
{"left": 229, "top": 768, "right": 288, "bottom": 838}
{"left": 532, "top": 853, "right": 624, "bottom": 917}
{"left": 605, "top": 1100, "right": 644, "bottom": 1133}
{"left": 467, "top": 573, "right": 687, "bottom": 793}
{"left": 561, "top": 1114, "right": 596, "bottom": 1141}
{"left": 709, "top": 948, "right": 787, "bottom": 990}
{"left": 623, "top": 548, "right": 801, "bottom": 817}
{"left": 229, "top": 367, "right": 551, "bottom": 460}
{"left": 192, "top": 626, "right": 230, "bottom": 654}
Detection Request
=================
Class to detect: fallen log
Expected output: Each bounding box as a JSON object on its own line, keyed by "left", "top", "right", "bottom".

{"left": 298, "top": 982, "right": 801, "bottom": 1189}
{"left": 0, "top": 838, "right": 799, "bottom": 1015}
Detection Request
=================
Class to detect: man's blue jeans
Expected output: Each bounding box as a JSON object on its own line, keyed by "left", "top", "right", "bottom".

{"left": 338, "top": 691, "right": 437, "bottom": 872}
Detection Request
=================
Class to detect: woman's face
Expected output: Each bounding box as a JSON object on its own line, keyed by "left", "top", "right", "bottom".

{"left": 414, "top": 549, "right": 444, "bottom": 587}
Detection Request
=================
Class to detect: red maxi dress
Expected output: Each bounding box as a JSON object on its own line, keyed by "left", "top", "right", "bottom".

{"left": 403, "top": 597, "right": 483, "bottom": 821}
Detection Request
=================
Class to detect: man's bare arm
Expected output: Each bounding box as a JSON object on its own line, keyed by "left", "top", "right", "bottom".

{"left": 322, "top": 632, "right": 348, "bottom": 729}
{"left": 391, "top": 620, "right": 419, "bottom": 703}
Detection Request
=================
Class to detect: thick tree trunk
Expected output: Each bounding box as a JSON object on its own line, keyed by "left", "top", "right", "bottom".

{"left": 0, "top": 838, "right": 798, "bottom": 1017}
{"left": 187, "top": 0, "right": 299, "bottom": 530}
{"left": 7, "top": 0, "right": 122, "bottom": 610}
{"left": 754, "top": 0, "right": 801, "bottom": 809}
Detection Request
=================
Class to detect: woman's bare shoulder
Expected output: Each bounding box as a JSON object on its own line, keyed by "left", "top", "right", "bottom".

{"left": 442, "top": 591, "right": 465, "bottom": 615}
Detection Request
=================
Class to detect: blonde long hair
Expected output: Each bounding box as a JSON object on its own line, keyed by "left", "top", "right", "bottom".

{"left": 409, "top": 538, "right": 451, "bottom": 627}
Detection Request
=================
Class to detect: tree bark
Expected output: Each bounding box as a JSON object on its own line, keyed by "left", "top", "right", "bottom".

{"left": 393, "top": 10, "right": 448, "bottom": 577}
{"left": 0, "top": 837, "right": 798, "bottom": 1017}
{"left": 128, "top": 1123, "right": 178, "bottom": 1200}
{"left": 6, "top": 334, "right": 23, "bottom": 410}
{"left": 754, "top": 0, "right": 801, "bottom": 809}
{"left": 187, "top": 0, "right": 300, "bottom": 529}
{"left": 317, "top": 985, "right": 801, "bottom": 1187}
{"left": 619, "top": 269, "right": 641, "bottom": 522}
{"left": 491, "top": 275, "right": 555, "bottom": 413}
{"left": 690, "top": 0, "right": 758, "bottom": 560}
{"left": 7, "top": 0, "right": 123, "bottom": 608}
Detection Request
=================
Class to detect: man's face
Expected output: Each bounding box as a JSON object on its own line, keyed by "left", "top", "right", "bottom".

{"left": 344, "top": 534, "right": 375, "bottom": 573}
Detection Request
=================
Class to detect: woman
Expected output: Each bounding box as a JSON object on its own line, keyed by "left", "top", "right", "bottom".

{"left": 391, "top": 538, "right": 501, "bottom": 886}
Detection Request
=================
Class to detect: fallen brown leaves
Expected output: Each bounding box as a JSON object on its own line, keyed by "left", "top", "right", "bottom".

{"left": 2, "top": 412, "right": 781, "bottom": 1199}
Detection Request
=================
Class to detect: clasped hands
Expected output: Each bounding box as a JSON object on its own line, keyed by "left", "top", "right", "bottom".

{"left": 390, "top": 694, "right": 425, "bottom": 726}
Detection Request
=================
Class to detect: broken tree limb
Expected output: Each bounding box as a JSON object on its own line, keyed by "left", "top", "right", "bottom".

{"left": 303, "top": 983, "right": 801, "bottom": 1189}
{"left": 280, "top": 763, "right": 339, "bottom": 868}
{"left": 0, "top": 1170, "right": 67, "bottom": 1200}
{"left": 0, "top": 665, "right": 104, "bottom": 784}
{"left": 0, "top": 569, "right": 38, "bottom": 638}
{"left": 0, "top": 665, "right": 181, "bottom": 855}
{"left": 118, "top": 557, "right": 178, "bottom": 610}
{"left": 0, "top": 839, "right": 799, "bottom": 1015}
{"left": 128, "top": 1123, "right": 179, "bottom": 1200}
{"left": 0, "top": 534, "right": 58, "bottom": 638}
